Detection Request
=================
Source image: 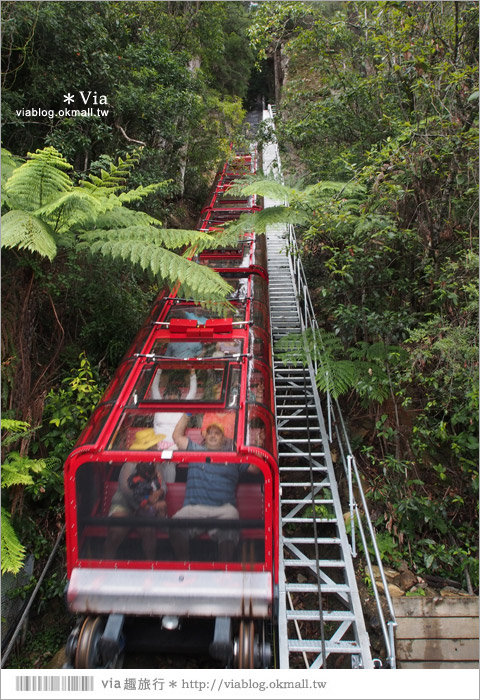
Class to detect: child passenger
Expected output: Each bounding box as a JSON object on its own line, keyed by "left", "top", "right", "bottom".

{"left": 127, "top": 462, "right": 167, "bottom": 517}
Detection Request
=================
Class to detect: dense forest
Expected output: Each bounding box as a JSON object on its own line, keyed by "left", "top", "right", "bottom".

{"left": 1, "top": 0, "right": 478, "bottom": 666}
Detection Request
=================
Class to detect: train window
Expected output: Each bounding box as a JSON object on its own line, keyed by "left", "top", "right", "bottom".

{"left": 74, "top": 403, "right": 112, "bottom": 448}
{"left": 172, "top": 461, "right": 265, "bottom": 564}
{"left": 165, "top": 303, "right": 246, "bottom": 322}
{"left": 249, "top": 327, "right": 270, "bottom": 365}
{"left": 151, "top": 338, "right": 243, "bottom": 360}
{"left": 223, "top": 276, "right": 248, "bottom": 301}
{"left": 245, "top": 406, "right": 275, "bottom": 458}
{"left": 251, "top": 300, "right": 270, "bottom": 334}
{"left": 130, "top": 361, "right": 241, "bottom": 406}
{"left": 252, "top": 273, "right": 268, "bottom": 305}
{"left": 99, "top": 359, "right": 136, "bottom": 404}
{"left": 75, "top": 460, "right": 170, "bottom": 562}
{"left": 253, "top": 234, "right": 267, "bottom": 271}
{"left": 107, "top": 409, "right": 238, "bottom": 452}
{"left": 132, "top": 366, "right": 200, "bottom": 404}
{"left": 74, "top": 458, "right": 265, "bottom": 565}
{"left": 247, "top": 361, "right": 271, "bottom": 408}
{"left": 199, "top": 241, "right": 251, "bottom": 268}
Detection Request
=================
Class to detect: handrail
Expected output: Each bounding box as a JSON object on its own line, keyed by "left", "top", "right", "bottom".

{"left": 266, "top": 104, "right": 397, "bottom": 668}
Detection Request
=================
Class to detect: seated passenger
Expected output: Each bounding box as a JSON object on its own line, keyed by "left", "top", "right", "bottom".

{"left": 151, "top": 368, "right": 197, "bottom": 449}
{"left": 127, "top": 462, "right": 167, "bottom": 517}
{"left": 248, "top": 375, "right": 265, "bottom": 403}
{"left": 169, "top": 412, "right": 258, "bottom": 561}
{"left": 105, "top": 461, "right": 167, "bottom": 560}
{"left": 248, "top": 416, "right": 266, "bottom": 448}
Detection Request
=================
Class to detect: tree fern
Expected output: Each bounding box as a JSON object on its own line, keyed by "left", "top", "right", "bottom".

{"left": 221, "top": 206, "right": 306, "bottom": 240}
{"left": 1, "top": 146, "right": 234, "bottom": 303}
{"left": 1, "top": 148, "right": 23, "bottom": 206}
{"left": 4, "top": 146, "right": 73, "bottom": 212}
{"left": 1, "top": 420, "right": 49, "bottom": 574}
{"left": 276, "top": 329, "right": 398, "bottom": 402}
{"left": 227, "top": 174, "right": 294, "bottom": 202}
{"left": 1, "top": 210, "right": 57, "bottom": 260}
{"left": 1, "top": 507, "right": 26, "bottom": 575}
{"left": 87, "top": 236, "right": 232, "bottom": 299}
{"left": 81, "top": 225, "right": 220, "bottom": 252}
{"left": 83, "top": 150, "right": 141, "bottom": 191}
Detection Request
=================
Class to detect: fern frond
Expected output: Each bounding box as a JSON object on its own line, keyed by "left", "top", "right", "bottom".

{"left": 117, "top": 182, "right": 169, "bottom": 203}
{"left": 252, "top": 206, "right": 308, "bottom": 232}
{"left": 1, "top": 419, "right": 31, "bottom": 433}
{"left": 276, "top": 330, "right": 362, "bottom": 399}
{"left": 315, "top": 359, "right": 359, "bottom": 398}
{"left": 34, "top": 187, "right": 117, "bottom": 233}
{"left": 1, "top": 210, "right": 57, "bottom": 260}
{"left": 228, "top": 175, "right": 294, "bottom": 202}
{"left": 155, "top": 229, "right": 218, "bottom": 251}
{"left": 94, "top": 208, "right": 161, "bottom": 229}
{"left": 1, "top": 467, "right": 34, "bottom": 489}
{"left": 80, "top": 225, "right": 220, "bottom": 253}
{"left": 221, "top": 206, "right": 306, "bottom": 238}
{"left": 1, "top": 148, "right": 23, "bottom": 206}
{"left": 84, "top": 150, "right": 141, "bottom": 191}
{"left": 1, "top": 452, "right": 47, "bottom": 487}
{"left": 89, "top": 238, "right": 232, "bottom": 300}
{"left": 303, "top": 180, "right": 365, "bottom": 200}
{"left": 5, "top": 147, "right": 72, "bottom": 211}
{"left": 1, "top": 507, "right": 26, "bottom": 575}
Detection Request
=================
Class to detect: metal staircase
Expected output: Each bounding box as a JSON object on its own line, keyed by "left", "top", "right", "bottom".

{"left": 262, "top": 111, "right": 374, "bottom": 669}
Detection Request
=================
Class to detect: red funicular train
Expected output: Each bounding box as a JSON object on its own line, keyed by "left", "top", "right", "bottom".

{"left": 63, "top": 150, "right": 280, "bottom": 669}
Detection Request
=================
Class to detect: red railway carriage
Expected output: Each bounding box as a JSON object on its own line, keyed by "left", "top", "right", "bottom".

{"left": 63, "top": 152, "right": 280, "bottom": 668}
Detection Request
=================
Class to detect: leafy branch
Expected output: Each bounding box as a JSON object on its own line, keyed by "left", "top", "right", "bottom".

{"left": 1, "top": 146, "right": 234, "bottom": 302}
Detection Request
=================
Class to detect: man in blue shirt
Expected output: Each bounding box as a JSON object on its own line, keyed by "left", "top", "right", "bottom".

{"left": 171, "top": 412, "right": 259, "bottom": 561}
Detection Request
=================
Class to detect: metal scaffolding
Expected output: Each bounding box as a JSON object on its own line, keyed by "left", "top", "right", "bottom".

{"left": 263, "top": 106, "right": 396, "bottom": 670}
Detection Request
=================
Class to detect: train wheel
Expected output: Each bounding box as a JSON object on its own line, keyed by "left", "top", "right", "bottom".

{"left": 75, "top": 615, "right": 105, "bottom": 669}
{"left": 235, "top": 620, "right": 255, "bottom": 669}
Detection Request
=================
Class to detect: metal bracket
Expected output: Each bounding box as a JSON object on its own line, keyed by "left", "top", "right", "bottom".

{"left": 209, "top": 617, "right": 233, "bottom": 664}
{"left": 98, "top": 613, "right": 125, "bottom": 668}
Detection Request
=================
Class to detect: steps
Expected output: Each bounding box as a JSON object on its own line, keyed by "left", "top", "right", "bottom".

{"left": 263, "top": 117, "right": 373, "bottom": 669}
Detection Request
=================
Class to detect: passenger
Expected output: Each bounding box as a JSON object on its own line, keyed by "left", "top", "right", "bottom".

{"left": 151, "top": 368, "right": 197, "bottom": 448}
{"left": 127, "top": 462, "right": 167, "bottom": 518}
{"left": 170, "top": 413, "right": 259, "bottom": 561}
{"left": 249, "top": 376, "right": 265, "bottom": 403}
{"left": 104, "top": 461, "right": 167, "bottom": 560}
{"left": 125, "top": 369, "right": 197, "bottom": 484}
{"left": 248, "top": 415, "right": 266, "bottom": 448}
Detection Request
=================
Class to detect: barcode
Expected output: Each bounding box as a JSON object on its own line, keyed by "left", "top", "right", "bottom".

{"left": 15, "top": 676, "right": 94, "bottom": 692}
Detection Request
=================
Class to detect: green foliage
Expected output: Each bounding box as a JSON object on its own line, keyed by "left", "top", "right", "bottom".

{"left": 0, "top": 420, "right": 53, "bottom": 574}
{"left": 253, "top": 0, "right": 478, "bottom": 585}
{"left": 4, "top": 146, "right": 73, "bottom": 211}
{"left": 1, "top": 146, "right": 233, "bottom": 303}
{"left": 41, "top": 352, "right": 104, "bottom": 463}
{"left": 1, "top": 1, "right": 254, "bottom": 199}
{"left": 1, "top": 507, "right": 26, "bottom": 575}
{"left": 1, "top": 210, "right": 57, "bottom": 260}
{"left": 276, "top": 330, "right": 407, "bottom": 403}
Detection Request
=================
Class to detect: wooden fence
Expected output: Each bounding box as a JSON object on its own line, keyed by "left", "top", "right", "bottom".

{"left": 394, "top": 596, "right": 479, "bottom": 669}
